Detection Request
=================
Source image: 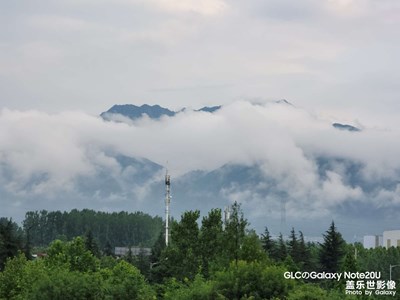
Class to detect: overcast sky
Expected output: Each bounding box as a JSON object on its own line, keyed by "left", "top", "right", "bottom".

{"left": 1, "top": 0, "right": 400, "bottom": 124}
{"left": 1, "top": 1, "right": 400, "bottom": 237}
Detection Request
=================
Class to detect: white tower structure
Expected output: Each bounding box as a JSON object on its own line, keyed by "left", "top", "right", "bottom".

{"left": 165, "top": 170, "right": 171, "bottom": 246}
{"left": 223, "top": 206, "right": 231, "bottom": 228}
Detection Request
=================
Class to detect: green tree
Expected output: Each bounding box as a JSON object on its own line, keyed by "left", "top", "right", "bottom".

{"left": 223, "top": 202, "right": 247, "bottom": 266}
{"left": 199, "top": 208, "right": 224, "bottom": 277}
{"left": 103, "top": 240, "right": 114, "bottom": 257}
{"left": 297, "top": 231, "right": 311, "bottom": 271}
{"left": 277, "top": 233, "right": 287, "bottom": 262}
{"left": 319, "top": 221, "right": 345, "bottom": 273}
{"left": 0, "top": 218, "right": 23, "bottom": 270}
{"left": 239, "top": 230, "right": 268, "bottom": 263}
{"left": 288, "top": 227, "right": 301, "bottom": 266}
{"left": 261, "top": 227, "right": 276, "bottom": 258}
{"left": 163, "top": 275, "right": 217, "bottom": 300}
{"left": 28, "top": 269, "right": 104, "bottom": 300}
{"left": 46, "top": 237, "right": 98, "bottom": 272}
{"left": 213, "top": 260, "right": 294, "bottom": 299}
{"left": 134, "top": 247, "right": 150, "bottom": 278}
{"left": 104, "top": 260, "right": 154, "bottom": 299}
{"left": 84, "top": 230, "right": 100, "bottom": 258}
{"left": 161, "top": 211, "right": 201, "bottom": 281}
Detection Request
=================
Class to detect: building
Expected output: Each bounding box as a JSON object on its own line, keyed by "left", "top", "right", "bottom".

{"left": 114, "top": 247, "right": 151, "bottom": 257}
{"left": 383, "top": 230, "right": 400, "bottom": 248}
{"left": 363, "top": 235, "right": 383, "bottom": 249}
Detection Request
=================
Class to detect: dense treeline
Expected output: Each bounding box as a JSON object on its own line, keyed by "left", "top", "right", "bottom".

{"left": 23, "top": 209, "right": 163, "bottom": 249}
{"left": 0, "top": 218, "right": 23, "bottom": 270}
{"left": 1, "top": 204, "right": 400, "bottom": 299}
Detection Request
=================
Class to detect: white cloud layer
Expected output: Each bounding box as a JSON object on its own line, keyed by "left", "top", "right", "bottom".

{"left": 1, "top": 101, "right": 400, "bottom": 230}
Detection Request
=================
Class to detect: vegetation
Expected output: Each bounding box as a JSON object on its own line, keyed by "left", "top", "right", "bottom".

{"left": 1, "top": 206, "right": 400, "bottom": 299}
{"left": 23, "top": 209, "right": 163, "bottom": 249}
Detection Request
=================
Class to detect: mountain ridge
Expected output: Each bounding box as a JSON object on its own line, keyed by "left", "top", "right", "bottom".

{"left": 100, "top": 104, "right": 222, "bottom": 121}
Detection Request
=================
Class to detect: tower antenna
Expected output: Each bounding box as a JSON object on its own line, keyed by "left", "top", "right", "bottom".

{"left": 165, "top": 169, "right": 171, "bottom": 246}
{"left": 280, "top": 197, "right": 286, "bottom": 235}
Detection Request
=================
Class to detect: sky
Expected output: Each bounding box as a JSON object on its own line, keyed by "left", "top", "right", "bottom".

{"left": 1, "top": 0, "right": 400, "bottom": 238}
{"left": 1, "top": 0, "right": 400, "bottom": 122}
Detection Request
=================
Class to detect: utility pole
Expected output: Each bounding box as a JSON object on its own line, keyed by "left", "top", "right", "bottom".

{"left": 165, "top": 170, "right": 171, "bottom": 246}
{"left": 390, "top": 264, "right": 400, "bottom": 281}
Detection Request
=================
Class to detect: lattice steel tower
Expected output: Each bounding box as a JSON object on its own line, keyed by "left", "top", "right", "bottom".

{"left": 165, "top": 170, "right": 171, "bottom": 246}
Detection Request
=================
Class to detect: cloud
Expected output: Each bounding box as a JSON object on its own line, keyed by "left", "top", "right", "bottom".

{"left": 142, "top": 0, "right": 228, "bottom": 16}
{"left": 2, "top": 0, "right": 400, "bottom": 117}
{"left": 1, "top": 101, "right": 400, "bottom": 231}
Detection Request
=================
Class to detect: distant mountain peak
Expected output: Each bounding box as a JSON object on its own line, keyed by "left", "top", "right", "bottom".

{"left": 196, "top": 106, "right": 221, "bottom": 113}
{"left": 332, "top": 123, "right": 361, "bottom": 132}
{"left": 101, "top": 104, "right": 221, "bottom": 121}
{"left": 101, "top": 104, "right": 175, "bottom": 121}
{"left": 275, "top": 99, "right": 293, "bottom": 106}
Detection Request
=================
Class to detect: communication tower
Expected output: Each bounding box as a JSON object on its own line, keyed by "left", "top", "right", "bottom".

{"left": 280, "top": 197, "right": 286, "bottom": 234}
{"left": 165, "top": 170, "right": 171, "bottom": 246}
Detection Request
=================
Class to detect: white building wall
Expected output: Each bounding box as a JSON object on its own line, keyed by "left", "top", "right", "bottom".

{"left": 383, "top": 230, "right": 400, "bottom": 249}
{"left": 363, "top": 235, "right": 383, "bottom": 249}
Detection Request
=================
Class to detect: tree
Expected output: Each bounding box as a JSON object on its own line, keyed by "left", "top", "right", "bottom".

{"left": 223, "top": 202, "right": 248, "bottom": 266}
{"left": 319, "top": 221, "right": 345, "bottom": 273}
{"left": 199, "top": 208, "right": 224, "bottom": 277}
{"left": 0, "top": 218, "right": 23, "bottom": 270}
{"left": 341, "top": 245, "right": 358, "bottom": 273}
{"left": 239, "top": 230, "right": 268, "bottom": 263}
{"left": 103, "top": 240, "right": 114, "bottom": 257}
{"left": 297, "top": 231, "right": 311, "bottom": 271}
{"left": 104, "top": 260, "right": 155, "bottom": 299}
{"left": 160, "top": 211, "right": 201, "bottom": 281}
{"left": 213, "top": 260, "right": 294, "bottom": 299}
{"left": 134, "top": 247, "right": 150, "bottom": 278}
{"left": 288, "top": 227, "right": 301, "bottom": 266}
{"left": 84, "top": 230, "right": 100, "bottom": 258}
{"left": 46, "top": 237, "right": 98, "bottom": 273}
{"left": 261, "top": 227, "right": 276, "bottom": 258}
{"left": 277, "top": 233, "right": 287, "bottom": 262}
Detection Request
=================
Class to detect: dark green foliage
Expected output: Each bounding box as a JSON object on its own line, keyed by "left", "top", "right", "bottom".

{"left": 103, "top": 240, "right": 114, "bottom": 257}
{"left": 28, "top": 269, "right": 104, "bottom": 300}
{"left": 223, "top": 202, "right": 247, "bottom": 266}
{"left": 103, "top": 260, "right": 155, "bottom": 299}
{"left": 277, "top": 233, "right": 288, "bottom": 261}
{"left": 319, "top": 221, "right": 345, "bottom": 273}
{"left": 0, "top": 218, "right": 23, "bottom": 270}
{"left": 23, "top": 209, "right": 163, "bottom": 249}
{"left": 213, "top": 260, "right": 294, "bottom": 300}
{"left": 261, "top": 226, "right": 276, "bottom": 258}
{"left": 134, "top": 247, "right": 150, "bottom": 278}
{"left": 4, "top": 206, "right": 400, "bottom": 299}
{"left": 46, "top": 237, "right": 98, "bottom": 272}
{"left": 163, "top": 275, "right": 216, "bottom": 300}
{"left": 85, "top": 230, "right": 101, "bottom": 258}
{"left": 341, "top": 246, "right": 358, "bottom": 273}
{"left": 124, "top": 246, "right": 135, "bottom": 264}
{"left": 239, "top": 230, "right": 268, "bottom": 263}
{"left": 199, "top": 208, "right": 224, "bottom": 277}
{"left": 0, "top": 248, "right": 154, "bottom": 300}
{"left": 161, "top": 211, "right": 201, "bottom": 281}
{"left": 288, "top": 227, "right": 300, "bottom": 266}
{"left": 287, "top": 284, "right": 329, "bottom": 300}
{"left": 297, "top": 231, "right": 312, "bottom": 271}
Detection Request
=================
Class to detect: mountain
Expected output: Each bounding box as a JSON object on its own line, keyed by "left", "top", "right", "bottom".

{"left": 101, "top": 104, "right": 221, "bottom": 121}
{"left": 332, "top": 123, "right": 361, "bottom": 132}
{"left": 101, "top": 104, "right": 176, "bottom": 121}
{"left": 3, "top": 101, "right": 398, "bottom": 242}
{"left": 196, "top": 106, "right": 221, "bottom": 113}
